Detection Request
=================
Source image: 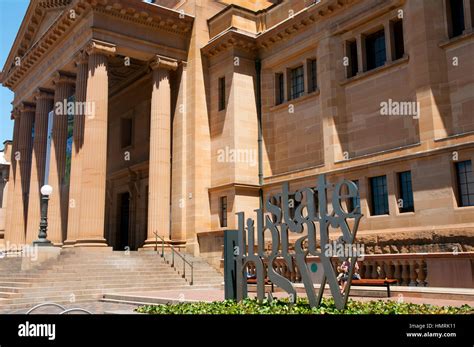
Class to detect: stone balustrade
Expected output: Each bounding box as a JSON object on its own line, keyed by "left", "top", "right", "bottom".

{"left": 244, "top": 252, "right": 474, "bottom": 288}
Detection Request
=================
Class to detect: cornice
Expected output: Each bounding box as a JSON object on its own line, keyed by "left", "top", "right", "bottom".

{"left": 202, "top": 29, "right": 258, "bottom": 58}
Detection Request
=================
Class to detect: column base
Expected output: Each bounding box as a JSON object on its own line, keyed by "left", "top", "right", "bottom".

{"left": 141, "top": 237, "right": 170, "bottom": 251}
{"left": 74, "top": 238, "right": 108, "bottom": 248}
{"left": 62, "top": 239, "right": 76, "bottom": 248}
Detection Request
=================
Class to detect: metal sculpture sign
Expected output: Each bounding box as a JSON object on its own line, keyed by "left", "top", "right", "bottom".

{"left": 235, "top": 174, "right": 362, "bottom": 310}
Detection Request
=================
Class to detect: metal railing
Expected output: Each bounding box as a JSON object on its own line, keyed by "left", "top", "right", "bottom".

{"left": 153, "top": 232, "right": 193, "bottom": 285}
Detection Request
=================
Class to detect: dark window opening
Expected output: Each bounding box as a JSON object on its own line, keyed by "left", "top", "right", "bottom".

{"left": 366, "top": 29, "right": 386, "bottom": 71}
{"left": 393, "top": 20, "right": 405, "bottom": 60}
{"left": 447, "top": 0, "right": 465, "bottom": 38}
{"left": 121, "top": 117, "right": 133, "bottom": 148}
{"left": 218, "top": 77, "right": 226, "bottom": 111}
{"left": 370, "top": 175, "right": 389, "bottom": 215}
{"left": 220, "top": 196, "right": 228, "bottom": 227}
{"left": 456, "top": 160, "right": 474, "bottom": 207}
{"left": 290, "top": 66, "right": 305, "bottom": 100}
{"left": 398, "top": 171, "right": 414, "bottom": 213}
{"left": 275, "top": 73, "right": 284, "bottom": 105}
{"left": 308, "top": 59, "right": 317, "bottom": 93}
{"left": 347, "top": 40, "right": 358, "bottom": 78}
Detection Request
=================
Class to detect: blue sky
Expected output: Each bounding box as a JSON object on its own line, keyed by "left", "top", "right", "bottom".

{"left": 0, "top": 0, "right": 29, "bottom": 147}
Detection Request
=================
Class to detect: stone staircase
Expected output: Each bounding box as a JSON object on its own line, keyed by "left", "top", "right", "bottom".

{"left": 0, "top": 248, "right": 222, "bottom": 310}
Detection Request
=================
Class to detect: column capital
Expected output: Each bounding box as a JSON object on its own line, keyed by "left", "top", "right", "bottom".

{"left": 74, "top": 49, "right": 89, "bottom": 66}
{"left": 19, "top": 101, "right": 36, "bottom": 113}
{"left": 53, "top": 71, "right": 76, "bottom": 86}
{"left": 33, "top": 87, "right": 55, "bottom": 101}
{"left": 11, "top": 107, "right": 20, "bottom": 120}
{"left": 150, "top": 55, "right": 178, "bottom": 71}
{"left": 85, "top": 39, "right": 116, "bottom": 57}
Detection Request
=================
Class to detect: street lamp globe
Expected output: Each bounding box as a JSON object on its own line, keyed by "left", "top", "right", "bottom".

{"left": 40, "top": 185, "right": 53, "bottom": 196}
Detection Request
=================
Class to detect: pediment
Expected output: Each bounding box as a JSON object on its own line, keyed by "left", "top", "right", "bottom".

{"left": 1, "top": 0, "right": 70, "bottom": 78}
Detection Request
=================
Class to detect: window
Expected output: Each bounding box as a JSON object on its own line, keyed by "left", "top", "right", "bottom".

{"left": 398, "top": 171, "right": 414, "bottom": 213}
{"left": 393, "top": 19, "right": 405, "bottom": 60}
{"left": 308, "top": 59, "right": 317, "bottom": 93}
{"left": 121, "top": 117, "right": 133, "bottom": 148}
{"left": 347, "top": 180, "right": 360, "bottom": 213}
{"left": 456, "top": 160, "right": 474, "bottom": 207}
{"left": 289, "top": 66, "right": 304, "bottom": 100}
{"left": 218, "top": 77, "right": 226, "bottom": 111}
{"left": 220, "top": 196, "right": 228, "bottom": 227}
{"left": 447, "top": 0, "right": 465, "bottom": 38}
{"left": 370, "top": 175, "right": 389, "bottom": 215}
{"left": 347, "top": 40, "right": 358, "bottom": 78}
{"left": 275, "top": 73, "right": 284, "bottom": 105}
{"left": 365, "top": 29, "right": 386, "bottom": 71}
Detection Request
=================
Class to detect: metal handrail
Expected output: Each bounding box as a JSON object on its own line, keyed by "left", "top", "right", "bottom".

{"left": 153, "top": 232, "right": 193, "bottom": 285}
{"left": 26, "top": 302, "right": 66, "bottom": 314}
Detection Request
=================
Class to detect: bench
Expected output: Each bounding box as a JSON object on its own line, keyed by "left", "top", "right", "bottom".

{"left": 351, "top": 279, "right": 398, "bottom": 297}
{"left": 247, "top": 277, "right": 274, "bottom": 292}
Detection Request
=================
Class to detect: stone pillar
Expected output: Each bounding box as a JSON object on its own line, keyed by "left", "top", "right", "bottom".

{"left": 75, "top": 41, "right": 115, "bottom": 247}
{"left": 9, "top": 103, "right": 35, "bottom": 246}
{"left": 47, "top": 72, "right": 75, "bottom": 246}
{"left": 64, "top": 51, "right": 88, "bottom": 247}
{"left": 356, "top": 33, "right": 366, "bottom": 74}
{"left": 463, "top": 0, "right": 473, "bottom": 34}
{"left": 143, "top": 55, "right": 178, "bottom": 248}
{"left": 4, "top": 112, "right": 21, "bottom": 246}
{"left": 26, "top": 88, "right": 54, "bottom": 243}
{"left": 384, "top": 21, "right": 393, "bottom": 63}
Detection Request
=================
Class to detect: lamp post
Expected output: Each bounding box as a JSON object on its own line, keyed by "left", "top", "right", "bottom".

{"left": 33, "top": 184, "right": 53, "bottom": 246}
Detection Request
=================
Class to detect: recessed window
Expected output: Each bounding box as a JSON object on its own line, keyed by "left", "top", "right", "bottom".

{"left": 121, "top": 117, "right": 133, "bottom": 148}
{"left": 447, "top": 0, "right": 465, "bottom": 38}
{"left": 308, "top": 59, "right": 317, "bottom": 93}
{"left": 219, "top": 196, "right": 228, "bottom": 227}
{"left": 398, "top": 171, "right": 414, "bottom": 213}
{"left": 289, "top": 66, "right": 304, "bottom": 100}
{"left": 275, "top": 73, "right": 284, "bottom": 105}
{"left": 347, "top": 180, "right": 360, "bottom": 213}
{"left": 455, "top": 160, "right": 474, "bottom": 207}
{"left": 370, "top": 175, "right": 389, "bottom": 215}
{"left": 218, "top": 77, "right": 226, "bottom": 111}
{"left": 347, "top": 40, "right": 358, "bottom": 78}
{"left": 365, "top": 29, "right": 386, "bottom": 71}
{"left": 392, "top": 19, "right": 405, "bottom": 60}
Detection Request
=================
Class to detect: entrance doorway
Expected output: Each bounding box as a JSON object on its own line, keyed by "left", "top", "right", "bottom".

{"left": 116, "top": 192, "right": 130, "bottom": 251}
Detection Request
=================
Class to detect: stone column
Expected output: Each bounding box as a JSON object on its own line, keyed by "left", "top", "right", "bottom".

{"left": 9, "top": 103, "right": 35, "bottom": 246}
{"left": 384, "top": 21, "right": 393, "bottom": 63}
{"left": 47, "top": 72, "right": 75, "bottom": 246}
{"left": 25, "top": 88, "right": 54, "bottom": 243}
{"left": 356, "top": 33, "right": 366, "bottom": 74}
{"left": 143, "top": 55, "right": 178, "bottom": 248}
{"left": 463, "top": 0, "right": 473, "bottom": 34}
{"left": 64, "top": 51, "right": 88, "bottom": 247}
{"left": 4, "top": 111, "right": 21, "bottom": 246}
{"left": 75, "top": 40, "right": 115, "bottom": 247}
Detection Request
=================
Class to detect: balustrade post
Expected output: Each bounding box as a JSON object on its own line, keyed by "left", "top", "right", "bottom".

{"left": 393, "top": 261, "right": 401, "bottom": 285}
{"left": 409, "top": 260, "right": 417, "bottom": 286}
{"left": 401, "top": 261, "right": 410, "bottom": 286}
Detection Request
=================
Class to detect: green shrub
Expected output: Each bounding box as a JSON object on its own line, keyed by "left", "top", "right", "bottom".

{"left": 135, "top": 298, "right": 474, "bottom": 315}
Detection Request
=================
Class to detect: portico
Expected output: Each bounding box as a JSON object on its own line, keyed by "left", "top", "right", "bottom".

{"left": 1, "top": 0, "right": 194, "bottom": 250}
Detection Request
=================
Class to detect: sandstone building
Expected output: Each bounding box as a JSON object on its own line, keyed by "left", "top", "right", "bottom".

{"left": 0, "top": 0, "right": 473, "bottom": 288}
{"left": 0, "top": 141, "right": 12, "bottom": 247}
